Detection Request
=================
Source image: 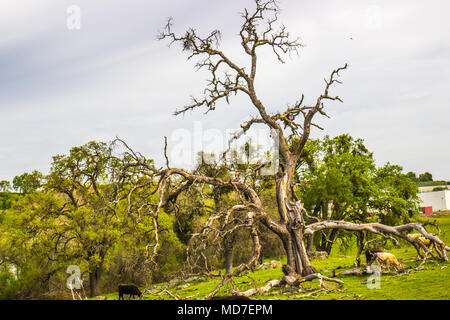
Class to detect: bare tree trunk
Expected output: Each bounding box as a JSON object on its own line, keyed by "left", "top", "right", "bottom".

{"left": 319, "top": 232, "right": 327, "bottom": 251}
{"left": 325, "top": 229, "right": 338, "bottom": 255}
{"left": 89, "top": 269, "right": 102, "bottom": 297}
{"left": 157, "top": 6, "right": 354, "bottom": 288}
{"left": 317, "top": 228, "right": 338, "bottom": 254}
{"left": 224, "top": 244, "right": 233, "bottom": 274}
{"left": 216, "top": 191, "right": 235, "bottom": 275}
{"left": 276, "top": 168, "right": 316, "bottom": 276}
{"left": 354, "top": 232, "right": 365, "bottom": 267}
{"left": 307, "top": 233, "right": 314, "bottom": 254}
{"left": 293, "top": 229, "right": 317, "bottom": 275}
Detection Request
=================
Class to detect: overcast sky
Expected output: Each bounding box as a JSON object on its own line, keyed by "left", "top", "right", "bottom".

{"left": 0, "top": 0, "right": 449, "bottom": 181}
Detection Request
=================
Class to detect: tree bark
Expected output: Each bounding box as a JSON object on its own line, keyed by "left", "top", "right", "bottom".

{"left": 89, "top": 269, "right": 102, "bottom": 297}
{"left": 354, "top": 232, "right": 365, "bottom": 267}
{"left": 325, "top": 229, "right": 338, "bottom": 255}
{"left": 275, "top": 166, "right": 316, "bottom": 276}
{"left": 224, "top": 244, "right": 233, "bottom": 274}
{"left": 158, "top": 10, "right": 354, "bottom": 285}
{"left": 306, "top": 233, "right": 314, "bottom": 254}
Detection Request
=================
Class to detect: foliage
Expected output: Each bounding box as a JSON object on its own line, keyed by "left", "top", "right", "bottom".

{"left": 0, "top": 141, "right": 179, "bottom": 298}
{"left": 406, "top": 171, "right": 418, "bottom": 182}
{"left": 43, "top": 141, "right": 161, "bottom": 296}
{"left": 0, "top": 192, "right": 68, "bottom": 299}
{"left": 418, "top": 172, "right": 433, "bottom": 182}
{"left": 406, "top": 171, "right": 450, "bottom": 186}
{"left": 372, "top": 163, "right": 420, "bottom": 225}
{"left": 0, "top": 192, "right": 21, "bottom": 211}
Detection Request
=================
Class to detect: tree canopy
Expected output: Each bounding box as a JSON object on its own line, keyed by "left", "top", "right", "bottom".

{"left": 0, "top": 181, "right": 11, "bottom": 193}
{"left": 298, "top": 135, "right": 419, "bottom": 254}
{"left": 12, "top": 171, "right": 43, "bottom": 194}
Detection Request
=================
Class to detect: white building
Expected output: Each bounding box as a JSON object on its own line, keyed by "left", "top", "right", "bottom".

{"left": 418, "top": 190, "right": 450, "bottom": 212}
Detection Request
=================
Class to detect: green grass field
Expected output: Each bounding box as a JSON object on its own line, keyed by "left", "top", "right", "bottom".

{"left": 97, "top": 215, "right": 450, "bottom": 300}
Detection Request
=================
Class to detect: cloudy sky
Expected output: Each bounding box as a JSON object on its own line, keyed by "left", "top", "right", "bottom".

{"left": 0, "top": 0, "right": 449, "bottom": 181}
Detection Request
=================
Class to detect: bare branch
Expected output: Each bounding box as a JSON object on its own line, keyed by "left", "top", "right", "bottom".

{"left": 293, "top": 64, "right": 348, "bottom": 156}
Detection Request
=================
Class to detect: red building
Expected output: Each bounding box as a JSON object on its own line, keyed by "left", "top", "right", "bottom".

{"left": 421, "top": 206, "right": 433, "bottom": 214}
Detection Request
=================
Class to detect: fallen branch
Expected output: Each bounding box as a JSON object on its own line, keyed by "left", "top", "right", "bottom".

{"left": 230, "top": 279, "right": 282, "bottom": 298}
{"left": 305, "top": 220, "right": 450, "bottom": 261}
{"left": 297, "top": 273, "right": 344, "bottom": 289}
{"left": 156, "top": 289, "right": 180, "bottom": 300}
{"left": 297, "top": 288, "right": 325, "bottom": 298}
{"left": 335, "top": 268, "right": 365, "bottom": 276}
{"left": 183, "top": 293, "right": 200, "bottom": 300}
{"left": 230, "top": 271, "right": 343, "bottom": 298}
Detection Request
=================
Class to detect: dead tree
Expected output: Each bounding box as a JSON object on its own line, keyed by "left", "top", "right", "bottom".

{"left": 157, "top": 0, "right": 343, "bottom": 277}
{"left": 114, "top": 0, "right": 450, "bottom": 297}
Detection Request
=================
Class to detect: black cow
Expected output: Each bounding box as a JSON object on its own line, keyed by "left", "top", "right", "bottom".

{"left": 118, "top": 284, "right": 142, "bottom": 300}
{"left": 210, "top": 295, "right": 251, "bottom": 300}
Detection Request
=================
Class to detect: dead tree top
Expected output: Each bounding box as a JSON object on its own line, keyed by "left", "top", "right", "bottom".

{"left": 158, "top": 0, "right": 347, "bottom": 164}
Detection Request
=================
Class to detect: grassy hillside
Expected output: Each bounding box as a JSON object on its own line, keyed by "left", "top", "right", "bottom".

{"left": 95, "top": 215, "right": 450, "bottom": 300}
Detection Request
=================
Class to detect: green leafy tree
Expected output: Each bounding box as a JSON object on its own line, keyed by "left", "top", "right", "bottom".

{"left": 1, "top": 141, "right": 181, "bottom": 297}
{"left": 406, "top": 171, "right": 418, "bottom": 182}
{"left": 0, "top": 180, "right": 11, "bottom": 192}
{"left": 371, "top": 163, "right": 420, "bottom": 225}
{"left": 12, "top": 171, "right": 43, "bottom": 194}
{"left": 298, "top": 135, "right": 419, "bottom": 254}
{"left": 0, "top": 192, "right": 21, "bottom": 211}
{"left": 298, "top": 135, "right": 377, "bottom": 254}
{"left": 0, "top": 192, "right": 67, "bottom": 299}
{"left": 44, "top": 141, "right": 157, "bottom": 296}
